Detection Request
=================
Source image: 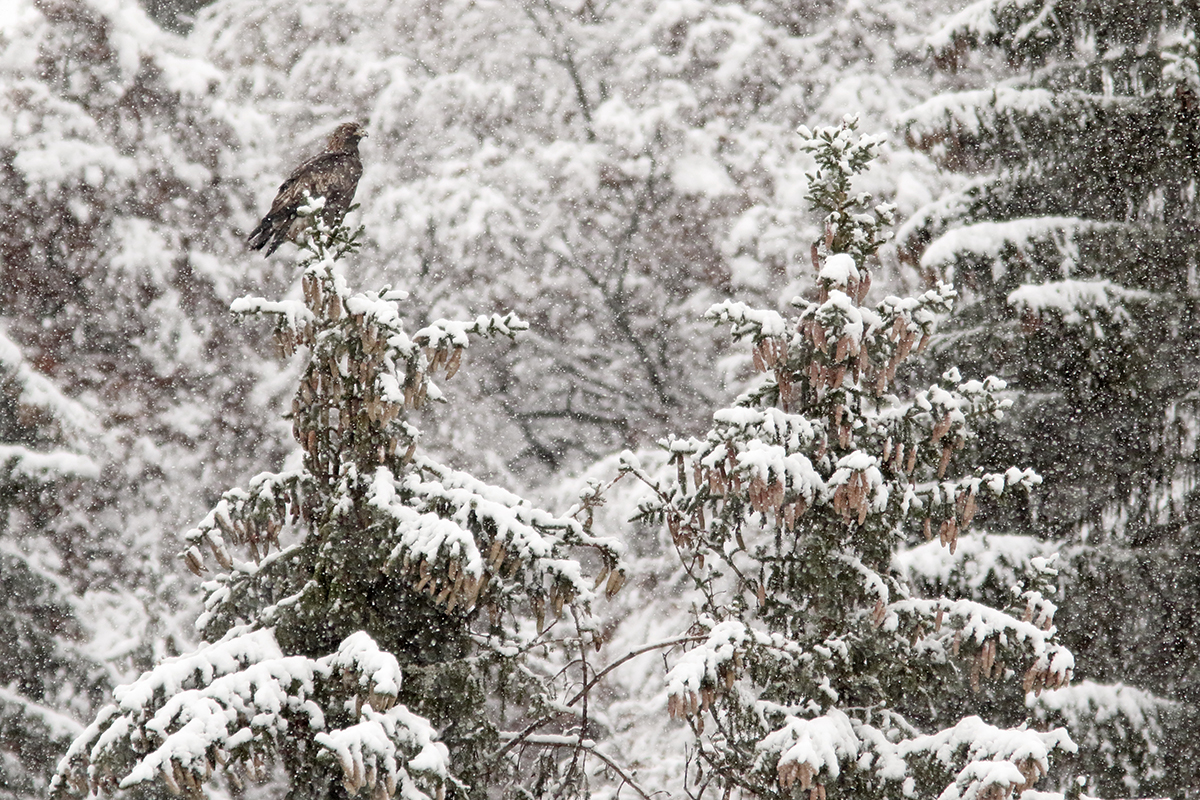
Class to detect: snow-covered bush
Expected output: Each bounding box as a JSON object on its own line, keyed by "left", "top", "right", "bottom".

{"left": 51, "top": 213, "right": 625, "bottom": 800}
{"left": 619, "top": 119, "right": 1077, "bottom": 799}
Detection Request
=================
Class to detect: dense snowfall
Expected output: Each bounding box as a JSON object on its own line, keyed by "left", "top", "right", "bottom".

{"left": 1, "top": 0, "right": 1197, "bottom": 798}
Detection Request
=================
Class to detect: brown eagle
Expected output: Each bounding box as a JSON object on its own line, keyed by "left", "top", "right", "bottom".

{"left": 248, "top": 121, "right": 368, "bottom": 255}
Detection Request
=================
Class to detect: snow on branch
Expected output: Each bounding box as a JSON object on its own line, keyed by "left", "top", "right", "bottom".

{"left": 664, "top": 620, "right": 747, "bottom": 719}
{"left": 886, "top": 596, "right": 1074, "bottom": 694}
{"left": 705, "top": 300, "right": 788, "bottom": 340}
{"left": 0, "top": 444, "right": 98, "bottom": 482}
{"left": 0, "top": 327, "right": 100, "bottom": 447}
{"left": 380, "top": 455, "right": 626, "bottom": 629}
{"left": 904, "top": 86, "right": 1139, "bottom": 167}
{"left": 919, "top": 217, "right": 1122, "bottom": 275}
{"left": 51, "top": 628, "right": 447, "bottom": 800}
{"left": 763, "top": 710, "right": 858, "bottom": 792}
{"left": 1008, "top": 279, "right": 1156, "bottom": 325}
{"left": 900, "top": 716, "right": 1075, "bottom": 800}
{"left": 924, "top": 0, "right": 1067, "bottom": 65}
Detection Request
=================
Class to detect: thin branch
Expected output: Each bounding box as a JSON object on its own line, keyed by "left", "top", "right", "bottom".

{"left": 564, "top": 634, "right": 704, "bottom": 707}
{"left": 514, "top": 735, "right": 656, "bottom": 800}
{"left": 493, "top": 634, "right": 704, "bottom": 762}
{"left": 570, "top": 605, "right": 590, "bottom": 775}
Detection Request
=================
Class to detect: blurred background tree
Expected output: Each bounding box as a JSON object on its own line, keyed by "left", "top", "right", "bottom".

{"left": 902, "top": 0, "right": 1200, "bottom": 795}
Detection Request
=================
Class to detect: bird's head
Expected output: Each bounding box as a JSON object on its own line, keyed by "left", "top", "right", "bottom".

{"left": 326, "top": 121, "right": 368, "bottom": 153}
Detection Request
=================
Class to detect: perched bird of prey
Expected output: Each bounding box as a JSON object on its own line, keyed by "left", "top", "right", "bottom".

{"left": 248, "top": 121, "right": 367, "bottom": 255}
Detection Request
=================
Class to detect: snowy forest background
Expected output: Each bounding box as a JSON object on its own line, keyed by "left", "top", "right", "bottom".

{"left": 2, "top": 0, "right": 1198, "bottom": 798}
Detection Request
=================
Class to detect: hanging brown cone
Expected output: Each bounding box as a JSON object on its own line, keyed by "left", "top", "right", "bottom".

{"left": 770, "top": 479, "right": 785, "bottom": 509}
{"left": 962, "top": 490, "right": 977, "bottom": 528}
{"left": 857, "top": 271, "right": 871, "bottom": 303}
{"left": 668, "top": 513, "right": 682, "bottom": 543}
{"left": 605, "top": 569, "right": 626, "bottom": 599}
{"left": 809, "top": 360, "right": 822, "bottom": 392}
{"left": 982, "top": 638, "right": 996, "bottom": 679}
{"left": 488, "top": 538, "right": 506, "bottom": 571}
{"left": 593, "top": 564, "right": 611, "bottom": 590}
{"left": 415, "top": 560, "right": 432, "bottom": 593}
{"left": 931, "top": 412, "right": 952, "bottom": 444}
{"left": 184, "top": 548, "right": 205, "bottom": 576}
{"left": 208, "top": 537, "right": 233, "bottom": 570}
{"left": 813, "top": 324, "right": 827, "bottom": 353}
{"left": 1023, "top": 663, "right": 1043, "bottom": 694}
{"left": 445, "top": 347, "right": 464, "bottom": 378}
{"left": 832, "top": 484, "right": 846, "bottom": 517}
{"left": 777, "top": 368, "right": 794, "bottom": 409}
{"left": 938, "top": 445, "right": 952, "bottom": 478}
{"left": 533, "top": 596, "right": 545, "bottom": 633}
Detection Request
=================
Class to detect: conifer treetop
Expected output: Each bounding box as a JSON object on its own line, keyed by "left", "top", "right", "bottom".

{"left": 52, "top": 211, "right": 626, "bottom": 800}
{"left": 619, "top": 118, "right": 1075, "bottom": 800}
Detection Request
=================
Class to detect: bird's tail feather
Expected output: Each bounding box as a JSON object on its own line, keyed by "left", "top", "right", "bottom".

{"left": 248, "top": 217, "right": 274, "bottom": 252}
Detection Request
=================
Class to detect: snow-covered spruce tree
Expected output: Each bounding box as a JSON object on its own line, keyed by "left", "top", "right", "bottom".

{"left": 620, "top": 120, "right": 1076, "bottom": 799}
{"left": 0, "top": 329, "right": 103, "bottom": 799}
{"left": 50, "top": 211, "right": 625, "bottom": 800}
{"left": 900, "top": 2, "right": 1200, "bottom": 795}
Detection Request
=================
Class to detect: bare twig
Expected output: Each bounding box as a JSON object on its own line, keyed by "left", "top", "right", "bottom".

{"left": 493, "top": 634, "right": 705, "bottom": 761}
{"left": 514, "top": 735, "right": 657, "bottom": 800}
